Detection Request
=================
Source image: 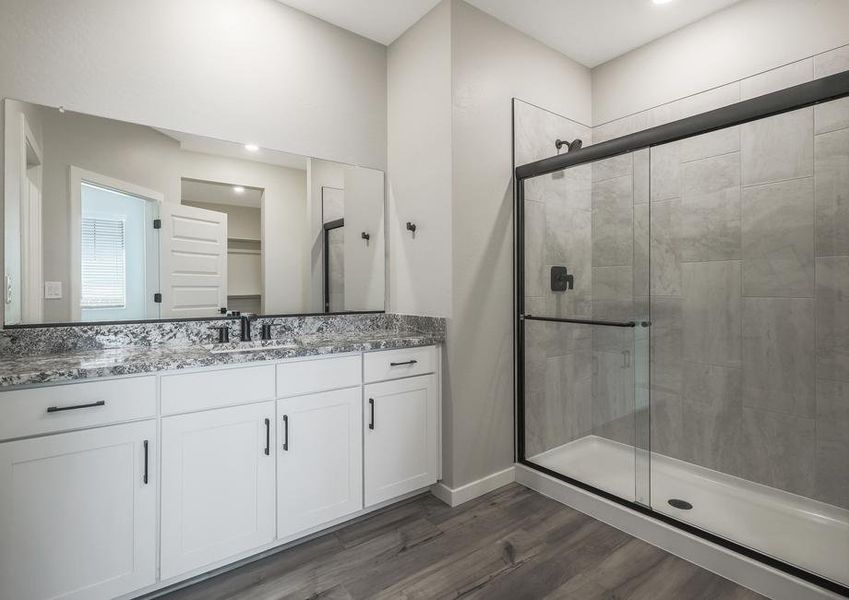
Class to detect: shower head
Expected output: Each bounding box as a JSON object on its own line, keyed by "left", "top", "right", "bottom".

{"left": 555, "top": 138, "right": 583, "bottom": 153}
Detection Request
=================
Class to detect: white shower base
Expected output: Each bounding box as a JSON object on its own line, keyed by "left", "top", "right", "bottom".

{"left": 529, "top": 435, "right": 849, "bottom": 588}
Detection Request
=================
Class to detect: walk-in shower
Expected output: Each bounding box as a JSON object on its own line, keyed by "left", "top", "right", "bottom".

{"left": 514, "top": 70, "right": 849, "bottom": 595}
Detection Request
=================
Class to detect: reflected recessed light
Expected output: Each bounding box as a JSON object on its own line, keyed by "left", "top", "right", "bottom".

{"left": 233, "top": 186, "right": 245, "bottom": 194}
{"left": 652, "top": 0, "right": 674, "bottom": 4}
{"left": 244, "top": 144, "right": 259, "bottom": 152}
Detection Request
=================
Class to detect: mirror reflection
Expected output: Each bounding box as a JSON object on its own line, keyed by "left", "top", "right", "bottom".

{"left": 2, "top": 98, "right": 385, "bottom": 325}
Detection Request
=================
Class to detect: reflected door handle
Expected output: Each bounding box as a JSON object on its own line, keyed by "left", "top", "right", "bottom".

{"left": 368, "top": 398, "right": 375, "bottom": 430}
{"left": 143, "top": 440, "right": 149, "bottom": 485}
{"left": 282, "top": 415, "right": 289, "bottom": 451}
{"left": 264, "top": 418, "right": 270, "bottom": 456}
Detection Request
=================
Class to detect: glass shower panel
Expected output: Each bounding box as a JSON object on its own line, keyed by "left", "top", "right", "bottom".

{"left": 522, "top": 152, "right": 650, "bottom": 505}
{"left": 648, "top": 100, "right": 849, "bottom": 587}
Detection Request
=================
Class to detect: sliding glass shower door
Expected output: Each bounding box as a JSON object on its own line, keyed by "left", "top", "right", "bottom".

{"left": 520, "top": 152, "right": 651, "bottom": 506}
{"left": 517, "top": 92, "right": 849, "bottom": 591}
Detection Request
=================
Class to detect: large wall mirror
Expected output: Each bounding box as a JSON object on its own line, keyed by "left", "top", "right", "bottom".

{"left": 2, "top": 98, "right": 385, "bottom": 325}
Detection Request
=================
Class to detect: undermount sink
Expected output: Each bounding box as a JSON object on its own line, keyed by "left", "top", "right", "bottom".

{"left": 202, "top": 339, "right": 300, "bottom": 354}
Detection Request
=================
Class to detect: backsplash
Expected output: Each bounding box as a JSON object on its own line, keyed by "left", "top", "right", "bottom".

{"left": 0, "top": 313, "right": 445, "bottom": 357}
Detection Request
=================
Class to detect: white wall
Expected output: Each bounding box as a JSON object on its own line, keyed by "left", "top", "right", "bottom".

{"left": 387, "top": 0, "right": 454, "bottom": 319}
{"left": 592, "top": 0, "right": 849, "bottom": 124}
{"left": 0, "top": 0, "right": 387, "bottom": 170}
{"left": 447, "top": 0, "right": 591, "bottom": 487}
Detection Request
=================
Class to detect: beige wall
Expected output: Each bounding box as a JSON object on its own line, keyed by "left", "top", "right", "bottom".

{"left": 0, "top": 0, "right": 387, "bottom": 170}
{"left": 592, "top": 0, "right": 849, "bottom": 124}
{"left": 387, "top": 0, "right": 453, "bottom": 318}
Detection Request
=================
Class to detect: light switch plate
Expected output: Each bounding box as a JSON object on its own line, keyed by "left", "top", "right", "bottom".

{"left": 44, "top": 281, "right": 63, "bottom": 299}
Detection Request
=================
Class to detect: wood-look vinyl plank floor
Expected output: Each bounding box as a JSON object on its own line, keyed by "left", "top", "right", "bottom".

{"left": 157, "top": 484, "right": 766, "bottom": 600}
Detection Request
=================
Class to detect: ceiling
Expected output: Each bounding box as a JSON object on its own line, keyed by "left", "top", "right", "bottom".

{"left": 181, "top": 179, "right": 264, "bottom": 209}
{"left": 279, "top": 0, "right": 742, "bottom": 67}
{"left": 156, "top": 128, "right": 308, "bottom": 171}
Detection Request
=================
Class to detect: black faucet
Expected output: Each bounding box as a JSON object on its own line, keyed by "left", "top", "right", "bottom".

{"left": 240, "top": 314, "right": 256, "bottom": 342}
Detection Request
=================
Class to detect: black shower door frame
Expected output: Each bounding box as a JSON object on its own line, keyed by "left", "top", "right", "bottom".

{"left": 513, "top": 69, "right": 849, "bottom": 597}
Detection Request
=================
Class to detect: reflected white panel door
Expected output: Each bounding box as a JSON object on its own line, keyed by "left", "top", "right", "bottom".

{"left": 364, "top": 374, "right": 438, "bottom": 507}
{"left": 21, "top": 178, "right": 43, "bottom": 322}
{"left": 277, "top": 388, "right": 363, "bottom": 540}
{"left": 343, "top": 167, "right": 384, "bottom": 310}
{"left": 160, "top": 401, "right": 276, "bottom": 579}
{"left": 0, "top": 421, "right": 156, "bottom": 600}
{"left": 159, "top": 203, "right": 228, "bottom": 318}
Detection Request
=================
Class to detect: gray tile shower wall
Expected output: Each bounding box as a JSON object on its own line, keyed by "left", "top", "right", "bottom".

{"left": 643, "top": 96, "right": 849, "bottom": 510}
{"left": 514, "top": 98, "right": 595, "bottom": 458}
{"left": 0, "top": 313, "right": 446, "bottom": 357}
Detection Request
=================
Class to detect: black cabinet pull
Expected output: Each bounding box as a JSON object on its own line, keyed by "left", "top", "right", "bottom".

{"left": 264, "top": 418, "right": 270, "bottom": 456}
{"left": 368, "top": 398, "right": 375, "bottom": 430}
{"left": 143, "top": 440, "right": 149, "bottom": 485}
{"left": 46, "top": 400, "right": 105, "bottom": 413}
{"left": 389, "top": 360, "right": 418, "bottom": 367}
{"left": 282, "top": 415, "right": 289, "bottom": 451}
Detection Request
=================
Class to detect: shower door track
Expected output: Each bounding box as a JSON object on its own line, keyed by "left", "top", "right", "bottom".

{"left": 513, "top": 68, "right": 849, "bottom": 597}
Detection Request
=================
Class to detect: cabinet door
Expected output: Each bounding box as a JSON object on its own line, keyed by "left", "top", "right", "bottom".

{"left": 277, "top": 388, "right": 362, "bottom": 540}
{"left": 0, "top": 421, "right": 156, "bottom": 600}
{"left": 364, "top": 374, "right": 438, "bottom": 506}
{"left": 161, "top": 401, "right": 275, "bottom": 579}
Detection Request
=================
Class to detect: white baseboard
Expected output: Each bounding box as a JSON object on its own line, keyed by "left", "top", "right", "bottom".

{"left": 431, "top": 466, "right": 516, "bottom": 507}
{"left": 515, "top": 464, "right": 842, "bottom": 600}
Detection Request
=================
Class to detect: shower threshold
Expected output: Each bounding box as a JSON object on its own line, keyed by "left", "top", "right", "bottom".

{"left": 529, "top": 436, "right": 849, "bottom": 588}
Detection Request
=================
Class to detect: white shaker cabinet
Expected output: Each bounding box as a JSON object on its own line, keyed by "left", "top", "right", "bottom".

{"left": 363, "top": 374, "right": 438, "bottom": 506}
{"left": 0, "top": 420, "right": 157, "bottom": 600}
{"left": 276, "top": 387, "right": 363, "bottom": 540}
{"left": 160, "top": 401, "right": 276, "bottom": 579}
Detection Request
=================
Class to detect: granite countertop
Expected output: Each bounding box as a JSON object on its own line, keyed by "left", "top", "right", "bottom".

{"left": 0, "top": 330, "right": 443, "bottom": 389}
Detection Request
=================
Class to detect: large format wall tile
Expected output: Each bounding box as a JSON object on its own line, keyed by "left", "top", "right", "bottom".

{"left": 633, "top": 203, "right": 650, "bottom": 297}
{"left": 683, "top": 361, "right": 741, "bottom": 409}
{"left": 524, "top": 199, "right": 545, "bottom": 298}
{"left": 513, "top": 99, "right": 590, "bottom": 166}
{"left": 739, "top": 408, "right": 816, "bottom": 498}
{"left": 592, "top": 175, "right": 633, "bottom": 266}
{"left": 816, "top": 379, "right": 849, "bottom": 443}
{"left": 650, "top": 297, "right": 683, "bottom": 395}
{"left": 679, "top": 126, "right": 741, "bottom": 163}
{"left": 814, "top": 96, "right": 849, "bottom": 135}
{"left": 650, "top": 141, "right": 682, "bottom": 202}
{"left": 682, "top": 261, "right": 742, "bottom": 368}
{"left": 592, "top": 348, "right": 635, "bottom": 446}
{"left": 650, "top": 200, "right": 682, "bottom": 296}
{"left": 680, "top": 153, "right": 742, "bottom": 261}
{"left": 679, "top": 397, "right": 743, "bottom": 478}
{"left": 814, "top": 127, "right": 849, "bottom": 257}
{"left": 650, "top": 390, "right": 682, "bottom": 458}
{"left": 741, "top": 107, "right": 814, "bottom": 186}
{"left": 742, "top": 298, "right": 816, "bottom": 418}
{"left": 741, "top": 177, "right": 815, "bottom": 297}
{"left": 816, "top": 438, "right": 849, "bottom": 510}
{"left": 816, "top": 256, "right": 849, "bottom": 383}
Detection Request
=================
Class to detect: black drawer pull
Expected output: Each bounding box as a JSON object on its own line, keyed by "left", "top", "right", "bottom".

{"left": 46, "top": 400, "right": 106, "bottom": 413}
{"left": 390, "top": 360, "right": 418, "bottom": 367}
{"left": 264, "top": 418, "right": 271, "bottom": 456}
{"left": 282, "top": 415, "right": 289, "bottom": 451}
{"left": 143, "top": 440, "right": 149, "bottom": 485}
{"left": 369, "top": 398, "right": 375, "bottom": 430}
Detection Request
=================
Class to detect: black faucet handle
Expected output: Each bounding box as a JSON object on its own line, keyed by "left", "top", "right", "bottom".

{"left": 208, "top": 324, "right": 230, "bottom": 343}
{"left": 260, "top": 323, "right": 284, "bottom": 340}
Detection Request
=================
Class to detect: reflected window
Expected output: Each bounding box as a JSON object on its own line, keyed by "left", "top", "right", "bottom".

{"left": 80, "top": 215, "right": 126, "bottom": 309}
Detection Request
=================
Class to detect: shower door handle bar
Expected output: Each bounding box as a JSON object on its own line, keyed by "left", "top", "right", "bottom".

{"left": 522, "top": 314, "right": 636, "bottom": 328}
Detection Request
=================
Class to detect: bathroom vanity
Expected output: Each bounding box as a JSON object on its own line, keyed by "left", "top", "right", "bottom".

{"left": 0, "top": 336, "right": 442, "bottom": 600}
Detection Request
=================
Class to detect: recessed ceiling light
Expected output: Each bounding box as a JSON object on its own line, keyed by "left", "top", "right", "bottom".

{"left": 244, "top": 144, "right": 259, "bottom": 152}
{"left": 233, "top": 186, "right": 245, "bottom": 194}
{"left": 652, "top": 0, "right": 674, "bottom": 4}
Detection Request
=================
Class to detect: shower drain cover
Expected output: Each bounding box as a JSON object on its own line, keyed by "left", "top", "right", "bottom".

{"left": 668, "top": 498, "right": 693, "bottom": 510}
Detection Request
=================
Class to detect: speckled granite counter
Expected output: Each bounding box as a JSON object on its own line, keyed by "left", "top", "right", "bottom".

{"left": 0, "top": 329, "right": 443, "bottom": 389}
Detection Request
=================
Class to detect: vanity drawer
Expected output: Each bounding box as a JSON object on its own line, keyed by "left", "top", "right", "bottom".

{"left": 0, "top": 376, "right": 156, "bottom": 441}
{"left": 276, "top": 355, "right": 361, "bottom": 397}
{"left": 364, "top": 346, "right": 436, "bottom": 383}
{"left": 161, "top": 365, "right": 275, "bottom": 415}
